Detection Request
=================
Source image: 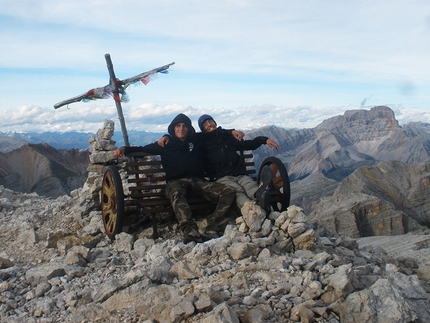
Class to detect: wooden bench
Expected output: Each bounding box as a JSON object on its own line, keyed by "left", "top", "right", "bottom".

{"left": 101, "top": 151, "right": 290, "bottom": 240}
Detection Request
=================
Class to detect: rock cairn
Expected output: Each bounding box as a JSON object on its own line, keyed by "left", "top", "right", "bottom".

{"left": 85, "top": 120, "right": 118, "bottom": 211}
{"left": 88, "top": 120, "right": 117, "bottom": 164}
{"left": 1, "top": 184, "right": 430, "bottom": 323}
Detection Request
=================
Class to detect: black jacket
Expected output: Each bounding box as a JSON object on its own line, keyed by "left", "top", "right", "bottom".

{"left": 123, "top": 128, "right": 233, "bottom": 182}
{"left": 203, "top": 127, "right": 268, "bottom": 180}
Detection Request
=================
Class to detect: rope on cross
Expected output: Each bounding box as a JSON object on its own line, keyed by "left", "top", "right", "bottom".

{"left": 54, "top": 53, "right": 174, "bottom": 146}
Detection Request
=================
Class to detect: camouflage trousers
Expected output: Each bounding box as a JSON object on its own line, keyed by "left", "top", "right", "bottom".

{"left": 165, "top": 177, "right": 235, "bottom": 234}
{"left": 216, "top": 175, "right": 259, "bottom": 210}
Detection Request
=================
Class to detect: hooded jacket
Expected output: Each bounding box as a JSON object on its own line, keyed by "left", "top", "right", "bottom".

{"left": 123, "top": 114, "right": 232, "bottom": 181}
{"left": 167, "top": 113, "right": 196, "bottom": 137}
{"left": 202, "top": 127, "right": 269, "bottom": 180}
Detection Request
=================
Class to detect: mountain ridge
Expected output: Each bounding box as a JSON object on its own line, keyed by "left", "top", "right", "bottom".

{"left": 247, "top": 106, "right": 430, "bottom": 181}
{"left": 0, "top": 130, "right": 167, "bottom": 151}
{"left": 0, "top": 143, "right": 90, "bottom": 198}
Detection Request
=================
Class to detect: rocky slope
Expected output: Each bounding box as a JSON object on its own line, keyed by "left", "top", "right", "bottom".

{"left": 309, "top": 161, "right": 430, "bottom": 237}
{"left": 289, "top": 172, "right": 339, "bottom": 215}
{"left": 0, "top": 144, "right": 89, "bottom": 198}
{"left": 1, "top": 184, "right": 430, "bottom": 323}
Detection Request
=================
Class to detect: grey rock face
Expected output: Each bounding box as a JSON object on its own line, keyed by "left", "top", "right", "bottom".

{"left": 334, "top": 160, "right": 430, "bottom": 228}
{"left": 310, "top": 161, "right": 430, "bottom": 237}
{"left": 0, "top": 144, "right": 89, "bottom": 198}
{"left": 334, "top": 272, "right": 430, "bottom": 323}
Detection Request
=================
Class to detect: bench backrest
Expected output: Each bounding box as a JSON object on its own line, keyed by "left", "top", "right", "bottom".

{"left": 123, "top": 150, "right": 256, "bottom": 214}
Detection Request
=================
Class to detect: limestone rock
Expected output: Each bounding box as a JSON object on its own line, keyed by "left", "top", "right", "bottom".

{"left": 333, "top": 272, "right": 430, "bottom": 323}
{"left": 89, "top": 150, "right": 115, "bottom": 164}
{"left": 1, "top": 167, "right": 430, "bottom": 322}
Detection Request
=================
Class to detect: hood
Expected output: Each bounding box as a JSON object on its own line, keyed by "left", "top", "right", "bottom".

{"left": 167, "top": 113, "right": 196, "bottom": 138}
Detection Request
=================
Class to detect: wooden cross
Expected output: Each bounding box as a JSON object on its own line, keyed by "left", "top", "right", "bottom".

{"left": 54, "top": 54, "right": 174, "bottom": 147}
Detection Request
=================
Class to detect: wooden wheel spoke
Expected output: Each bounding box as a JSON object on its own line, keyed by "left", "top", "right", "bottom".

{"left": 101, "top": 166, "right": 124, "bottom": 239}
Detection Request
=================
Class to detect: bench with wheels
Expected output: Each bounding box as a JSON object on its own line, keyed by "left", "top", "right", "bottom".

{"left": 101, "top": 151, "right": 290, "bottom": 240}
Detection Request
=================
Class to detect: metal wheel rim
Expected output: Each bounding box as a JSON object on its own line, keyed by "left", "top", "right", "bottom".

{"left": 258, "top": 157, "right": 290, "bottom": 212}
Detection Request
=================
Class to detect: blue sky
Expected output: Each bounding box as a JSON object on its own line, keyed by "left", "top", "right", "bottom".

{"left": 1, "top": 0, "right": 430, "bottom": 134}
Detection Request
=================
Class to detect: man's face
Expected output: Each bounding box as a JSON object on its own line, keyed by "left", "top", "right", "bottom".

{"left": 202, "top": 119, "right": 217, "bottom": 133}
{"left": 174, "top": 122, "right": 189, "bottom": 141}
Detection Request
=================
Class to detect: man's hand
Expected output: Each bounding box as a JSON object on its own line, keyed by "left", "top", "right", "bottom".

{"left": 158, "top": 135, "right": 170, "bottom": 147}
{"left": 266, "top": 139, "right": 279, "bottom": 150}
{"left": 232, "top": 130, "right": 245, "bottom": 141}
{"left": 113, "top": 147, "right": 126, "bottom": 158}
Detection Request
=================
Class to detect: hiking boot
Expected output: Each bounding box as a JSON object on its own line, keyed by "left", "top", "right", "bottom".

{"left": 202, "top": 231, "right": 220, "bottom": 240}
{"left": 255, "top": 165, "right": 272, "bottom": 204}
{"left": 260, "top": 191, "right": 272, "bottom": 215}
{"left": 183, "top": 229, "right": 219, "bottom": 243}
{"left": 205, "top": 217, "right": 230, "bottom": 235}
{"left": 183, "top": 228, "right": 204, "bottom": 244}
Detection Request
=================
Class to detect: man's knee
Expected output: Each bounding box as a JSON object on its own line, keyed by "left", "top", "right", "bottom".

{"left": 223, "top": 186, "right": 236, "bottom": 198}
{"left": 166, "top": 181, "right": 186, "bottom": 199}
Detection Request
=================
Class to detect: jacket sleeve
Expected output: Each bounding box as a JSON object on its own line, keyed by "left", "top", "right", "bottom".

{"left": 123, "top": 142, "right": 162, "bottom": 155}
{"left": 230, "top": 136, "right": 269, "bottom": 150}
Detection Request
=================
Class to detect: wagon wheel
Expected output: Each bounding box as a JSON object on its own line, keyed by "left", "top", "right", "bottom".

{"left": 258, "top": 157, "right": 290, "bottom": 212}
{"left": 101, "top": 166, "right": 125, "bottom": 240}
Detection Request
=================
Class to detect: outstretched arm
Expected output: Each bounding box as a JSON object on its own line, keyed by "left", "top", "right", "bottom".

{"left": 266, "top": 139, "right": 279, "bottom": 150}
{"left": 113, "top": 142, "right": 163, "bottom": 158}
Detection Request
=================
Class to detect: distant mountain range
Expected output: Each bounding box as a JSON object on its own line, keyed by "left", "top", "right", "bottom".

{"left": 0, "top": 130, "right": 166, "bottom": 151}
{"left": 246, "top": 106, "right": 430, "bottom": 181}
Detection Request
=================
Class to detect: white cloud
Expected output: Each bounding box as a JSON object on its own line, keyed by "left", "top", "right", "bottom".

{"left": 1, "top": 0, "right": 430, "bottom": 132}
{"left": 2, "top": 102, "right": 429, "bottom": 136}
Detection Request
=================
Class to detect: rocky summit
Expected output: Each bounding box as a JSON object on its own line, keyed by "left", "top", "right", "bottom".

{"left": 1, "top": 182, "right": 430, "bottom": 323}
{"left": 1, "top": 110, "right": 430, "bottom": 322}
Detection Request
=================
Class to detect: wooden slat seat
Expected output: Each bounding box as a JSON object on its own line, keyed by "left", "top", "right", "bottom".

{"left": 122, "top": 150, "right": 256, "bottom": 237}
{"left": 101, "top": 150, "right": 290, "bottom": 240}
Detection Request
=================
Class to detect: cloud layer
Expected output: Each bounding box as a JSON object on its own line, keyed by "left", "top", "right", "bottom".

{"left": 1, "top": 0, "right": 430, "bottom": 133}
{"left": 2, "top": 103, "right": 429, "bottom": 135}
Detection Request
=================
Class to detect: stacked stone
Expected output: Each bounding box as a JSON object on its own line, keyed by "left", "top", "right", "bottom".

{"left": 84, "top": 120, "right": 118, "bottom": 210}
{"left": 236, "top": 203, "right": 316, "bottom": 253}
{"left": 88, "top": 120, "right": 117, "bottom": 165}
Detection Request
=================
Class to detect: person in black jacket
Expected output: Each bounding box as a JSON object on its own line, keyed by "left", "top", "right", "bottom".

{"left": 198, "top": 114, "right": 279, "bottom": 213}
{"left": 114, "top": 113, "right": 238, "bottom": 243}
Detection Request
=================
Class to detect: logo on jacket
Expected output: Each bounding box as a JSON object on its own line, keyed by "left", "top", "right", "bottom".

{"left": 188, "top": 142, "right": 194, "bottom": 151}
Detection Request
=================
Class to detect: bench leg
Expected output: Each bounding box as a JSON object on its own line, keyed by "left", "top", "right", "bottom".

{"left": 151, "top": 214, "right": 158, "bottom": 239}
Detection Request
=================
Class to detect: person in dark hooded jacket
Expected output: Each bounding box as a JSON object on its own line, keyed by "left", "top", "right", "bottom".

{"left": 197, "top": 114, "right": 279, "bottom": 213}
{"left": 114, "top": 113, "right": 238, "bottom": 243}
{"left": 158, "top": 114, "right": 280, "bottom": 214}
